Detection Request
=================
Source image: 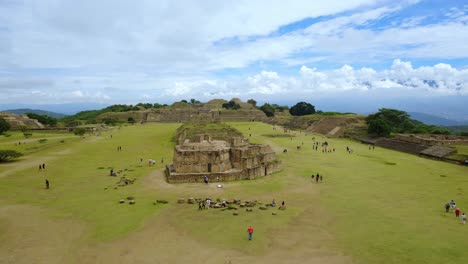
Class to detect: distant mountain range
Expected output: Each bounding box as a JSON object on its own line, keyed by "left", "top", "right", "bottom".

{"left": 2, "top": 109, "right": 68, "bottom": 119}
{"left": 0, "top": 102, "right": 109, "bottom": 115}
{"left": 408, "top": 112, "right": 468, "bottom": 126}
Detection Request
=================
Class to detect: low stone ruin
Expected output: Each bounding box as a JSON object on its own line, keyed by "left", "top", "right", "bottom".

{"left": 395, "top": 134, "right": 468, "bottom": 146}
{"left": 0, "top": 112, "right": 44, "bottom": 129}
{"left": 166, "top": 134, "right": 280, "bottom": 183}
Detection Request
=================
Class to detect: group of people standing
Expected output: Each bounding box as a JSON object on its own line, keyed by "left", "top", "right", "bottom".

{"left": 311, "top": 173, "right": 323, "bottom": 183}
{"left": 198, "top": 198, "right": 212, "bottom": 210}
{"left": 445, "top": 200, "right": 466, "bottom": 224}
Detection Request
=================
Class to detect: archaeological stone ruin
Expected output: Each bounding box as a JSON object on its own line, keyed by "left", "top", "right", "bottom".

{"left": 0, "top": 112, "right": 44, "bottom": 129}
{"left": 166, "top": 125, "right": 280, "bottom": 183}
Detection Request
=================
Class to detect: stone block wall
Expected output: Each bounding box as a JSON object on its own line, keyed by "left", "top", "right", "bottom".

{"left": 167, "top": 137, "right": 280, "bottom": 183}
{"left": 165, "top": 161, "right": 280, "bottom": 183}
{"left": 145, "top": 108, "right": 267, "bottom": 123}
{"left": 173, "top": 149, "right": 232, "bottom": 173}
{"left": 395, "top": 134, "right": 468, "bottom": 146}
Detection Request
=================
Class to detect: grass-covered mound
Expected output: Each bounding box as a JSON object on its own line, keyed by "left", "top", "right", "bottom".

{"left": 175, "top": 121, "right": 244, "bottom": 143}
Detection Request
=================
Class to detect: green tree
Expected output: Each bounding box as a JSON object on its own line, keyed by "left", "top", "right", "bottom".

{"left": 289, "top": 102, "right": 316, "bottom": 116}
{"left": 259, "top": 103, "right": 275, "bottom": 117}
{"left": 136, "top": 103, "right": 153, "bottom": 109}
{"left": 0, "top": 117, "right": 11, "bottom": 134}
{"left": 128, "top": 117, "right": 136, "bottom": 124}
{"left": 366, "top": 109, "right": 409, "bottom": 129}
{"left": 190, "top": 99, "right": 201, "bottom": 105}
{"left": 367, "top": 119, "right": 392, "bottom": 137}
{"left": 365, "top": 108, "right": 449, "bottom": 136}
{"left": 0, "top": 150, "right": 23, "bottom": 162}
{"left": 222, "top": 100, "right": 241, "bottom": 110}
{"left": 153, "top": 103, "right": 166, "bottom": 109}
{"left": 73, "top": 127, "right": 86, "bottom": 137}
{"left": 247, "top": 99, "right": 257, "bottom": 107}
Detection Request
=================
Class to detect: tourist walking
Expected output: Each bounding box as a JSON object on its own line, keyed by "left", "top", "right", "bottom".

{"left": 320, "top": 175, "right": 323, "bottom": 182}
{"left": 445, "top": 202, "right": 450, "bottom": 213}
{"left": 462, "top": 213, "right": 466, "bottom": 225}
{"left": 450, "top": 200, "right": 456, "bottom": 211}
{"left": 455, "top": 208, "right": 461, "bottom": 218}
{"left": 247, "top": 226, "right": 254, "bottom": 240}
{"left": 204, "top": 176, "right": 209, "bottom": 184}
{"left": 45, "top": 179, "right": 50, "bottom": 189}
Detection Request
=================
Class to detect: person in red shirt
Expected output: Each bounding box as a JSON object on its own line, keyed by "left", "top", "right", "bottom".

{"left": 247, "top": 226, "right": 254, "bottom": 240}
{"left": 455, "top": 208, "right": 461, "bottom": 218}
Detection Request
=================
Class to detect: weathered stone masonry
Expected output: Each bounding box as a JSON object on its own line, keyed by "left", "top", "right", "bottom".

{"left": 166, "top": 134, "right": 280, "bottom": 183}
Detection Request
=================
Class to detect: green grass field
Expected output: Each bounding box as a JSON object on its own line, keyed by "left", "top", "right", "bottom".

{"left": 0, "top": 122, "right": 467, "bottom": 264}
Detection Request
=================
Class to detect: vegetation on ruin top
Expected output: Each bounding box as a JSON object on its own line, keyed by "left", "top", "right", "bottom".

{"left": 175, "top": 121, "right": 244, "bottom": 142}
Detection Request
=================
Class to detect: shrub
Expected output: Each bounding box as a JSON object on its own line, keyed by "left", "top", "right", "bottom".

{"left": 259, "top": 103, "right": 275, "bottom": 117}
{"left": 0, "top": 117, "right": 11, "bottom": 134}
{"left": 0, "top": 150, "right": 23, "bottom": 162}
{"left": 73, "top": 127, "right": 86, "bottom": 137}
{"left": 222, "top": 100, "right": 241, "bottom": 110}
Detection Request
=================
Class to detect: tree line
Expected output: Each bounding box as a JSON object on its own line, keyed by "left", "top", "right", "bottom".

{"left": 222, "top": 99, "right": 316, "bottom": 117}
{"left": 366, "top": 108, "right": 451, "bottom": 137}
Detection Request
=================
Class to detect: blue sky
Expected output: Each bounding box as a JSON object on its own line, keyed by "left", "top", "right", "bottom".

{"left": 0, "top": 0, "right": 467, "bottom": 120}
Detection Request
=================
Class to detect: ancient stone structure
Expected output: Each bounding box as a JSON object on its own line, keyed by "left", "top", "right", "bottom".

{"left": 145, "top": 108, "right": 266, "bottom": 123}
{"left": 306, "top": 116, "right": 366, "bottom": 138}
{"left": 420, "top": 146, "right": 456, "bottom": 159}
{"left": 395, "top": 134, "right": 468, "bottom": 146}
{"left": 375, "top": 136, "right": 461, "bottom": 160}
{"left": 166, "top": 134, "right": 279, "bottom": 183}
{"left": 95, "top": 98, "right": 267, "bottom": 124}
{"left": 0, "top": 112, "right": 44, "bottom": 129}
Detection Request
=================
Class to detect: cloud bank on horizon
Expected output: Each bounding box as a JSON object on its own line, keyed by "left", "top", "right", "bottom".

{"left": 0, "top": 0, "right": 467, "bottom": 118}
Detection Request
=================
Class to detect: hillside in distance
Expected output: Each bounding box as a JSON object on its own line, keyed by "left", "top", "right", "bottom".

{"left": 2, "top": 108, "right": 67, "bottom": 119}
{"left": 408, "top": 112, "right": 468, "bottom": 126}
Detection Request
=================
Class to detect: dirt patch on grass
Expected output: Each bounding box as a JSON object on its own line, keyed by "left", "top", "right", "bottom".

{"left": 72, "top": 204, "right": 351, "bottom": 264}
{"left": 0, "top": 203, "right": 86, "bottom": 264}
{"left": 135, "top": 169, "right": 352, "bottom": 264}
